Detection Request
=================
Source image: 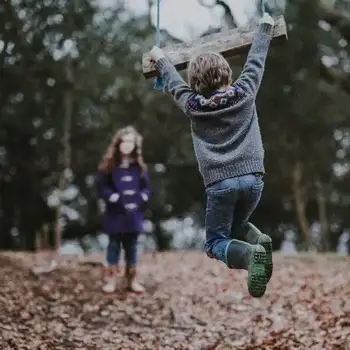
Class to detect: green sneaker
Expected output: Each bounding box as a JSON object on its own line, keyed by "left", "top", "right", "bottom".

{"left": 247, "top": 244, "right": 267, "bottom": 298}
{"left": 247, "top": 223, "right": 273, "bottom": 282}
{"left": 257, "top": 234, "right": 273, "bottom": 282}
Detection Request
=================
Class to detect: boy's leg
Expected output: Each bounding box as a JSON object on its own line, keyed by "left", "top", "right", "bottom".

{"left": 205, "top": 180, "right": 267, "bottom": 297}
{"left": 230, "top": 173, "right": 273, "bottom": 282}
{"left": 204, "top": 181, "right": 251, "bottom": 269}
{"left": 102, "top": 235, "right": 122, "bottom": 293}
{"left": 122, "top": 233, "right": 145, "bottom": 294}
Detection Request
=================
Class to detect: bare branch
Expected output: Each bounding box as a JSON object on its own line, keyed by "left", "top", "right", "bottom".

{"left": 197, "top": 0, "right": 236, "bottom": 28}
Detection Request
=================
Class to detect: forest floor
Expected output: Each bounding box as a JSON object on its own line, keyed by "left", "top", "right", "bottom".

{"left": 0, "top": 251, "right": 349, "bottom": 350}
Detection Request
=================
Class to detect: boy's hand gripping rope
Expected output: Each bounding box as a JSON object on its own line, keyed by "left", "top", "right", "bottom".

{"left": 153, "top": 0, "right": 166, "bottom": 90}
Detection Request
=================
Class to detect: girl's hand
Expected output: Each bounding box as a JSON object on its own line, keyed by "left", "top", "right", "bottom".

{"left": 141, "top": 193, "right": 149, "bottom": 202}
{"left": 109, "top": 193, "right": 120, "bottom": 203}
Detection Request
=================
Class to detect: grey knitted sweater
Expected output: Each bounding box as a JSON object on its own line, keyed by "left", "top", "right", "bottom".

{"left": 155, "top": 23, "right": 273, "bottom": 186}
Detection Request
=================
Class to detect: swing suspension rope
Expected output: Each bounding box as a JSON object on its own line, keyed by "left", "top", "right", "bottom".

{"left": 261, "top": 0, "right": 266, "bottom": 16}
{"left": 153, "top": 0, "right": 267, "bottom": 90}
{"left": 154, "top": 0, "right": 165, "bottom": 90}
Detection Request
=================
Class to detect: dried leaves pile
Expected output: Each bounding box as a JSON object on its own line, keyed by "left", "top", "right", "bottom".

{"left": 0, "top": 251, "right": 349, "bottom": 349}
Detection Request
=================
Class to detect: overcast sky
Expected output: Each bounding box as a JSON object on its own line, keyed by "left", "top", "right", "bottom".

{"left": 98, "top": 0, "right": 256, "bottom": 42}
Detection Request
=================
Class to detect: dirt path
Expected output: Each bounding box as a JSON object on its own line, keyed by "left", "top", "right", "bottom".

{"left": 0, "top": 252, "right": 349, "bottom": 349}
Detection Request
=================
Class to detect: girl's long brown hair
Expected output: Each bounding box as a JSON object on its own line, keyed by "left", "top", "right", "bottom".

{"left": 98, "top": 126, "right": 147, "bottom": 174}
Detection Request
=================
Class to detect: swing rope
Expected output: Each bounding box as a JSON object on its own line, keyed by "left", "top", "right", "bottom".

{"left": 154, "top": 0, "right": 166, "bottom": 90}
{"left": 261, "top": 0, "right": 266, "bottom": 16}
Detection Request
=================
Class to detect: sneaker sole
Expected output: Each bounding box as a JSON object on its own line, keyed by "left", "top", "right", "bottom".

{"left": 247, "top": 245, "right": 267, "bottom": 298}
{"left": 257, "top": 234, "right": 273, "bottom": 282}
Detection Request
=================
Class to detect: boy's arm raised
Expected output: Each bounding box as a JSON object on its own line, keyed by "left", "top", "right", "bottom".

{"left": 150, "top": 46, "right": 195, "bottom": 113}
{"left": 235, "top": 13, "right": 274, "bottom": 97}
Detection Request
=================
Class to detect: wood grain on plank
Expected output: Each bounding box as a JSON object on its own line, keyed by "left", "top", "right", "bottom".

{"left": 142, "top": 15, "right": 288, "bottom": 79}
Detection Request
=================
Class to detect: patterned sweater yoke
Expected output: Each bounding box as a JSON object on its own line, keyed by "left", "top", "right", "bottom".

{"left": 155, "top": 23, "right": 274, "bottom": 186}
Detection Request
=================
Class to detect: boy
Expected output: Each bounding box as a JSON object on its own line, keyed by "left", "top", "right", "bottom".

{"left": 149, "top": 13, "right": 274, "bottom": 297}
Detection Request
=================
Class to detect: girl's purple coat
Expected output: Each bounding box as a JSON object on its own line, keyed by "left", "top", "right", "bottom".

{"left": 96, "top": 164, "right": 150, "bottom": 234}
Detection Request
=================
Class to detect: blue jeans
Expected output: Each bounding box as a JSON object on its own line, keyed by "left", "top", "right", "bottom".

{"left": 106, "top": 233, "right": 139, "bottom": 266}
{"left": 204, "top": 173, "right": 264, "bottom": 269}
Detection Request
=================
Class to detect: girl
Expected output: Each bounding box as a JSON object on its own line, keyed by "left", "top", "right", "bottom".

{"left": 96, "top": 126, "right": 150, "bottom": 294}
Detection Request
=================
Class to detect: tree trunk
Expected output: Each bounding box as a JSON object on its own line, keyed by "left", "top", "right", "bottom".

{"left": 315, "top": 179, "right": 329, "bottom": 252}
{"left": 36, "top": 230, "right": 42, "bottom": 251}
{"left": 153, "top": 219, "right": 172, "bottom": 251}
{"left": 36, "top": 223, "right": 50, "bottom": 250}
{"left": 54, "top": 61, "right": 73, "bottom": 256}
{"left": 292, "top": 161, "right": 310, "bottom": 250}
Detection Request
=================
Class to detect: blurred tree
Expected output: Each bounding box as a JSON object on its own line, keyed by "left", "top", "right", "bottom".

{"left": 1, "top": 0, "right": 350, "bottom": 254}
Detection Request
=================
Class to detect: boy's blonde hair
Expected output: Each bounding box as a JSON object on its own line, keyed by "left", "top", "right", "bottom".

{"left": 187, "top": 52, "right": 232, "bottom": 96}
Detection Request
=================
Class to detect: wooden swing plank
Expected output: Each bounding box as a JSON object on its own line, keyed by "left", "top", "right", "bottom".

{"left": 142, "top": 15, "right": 288, "bottom": 79}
